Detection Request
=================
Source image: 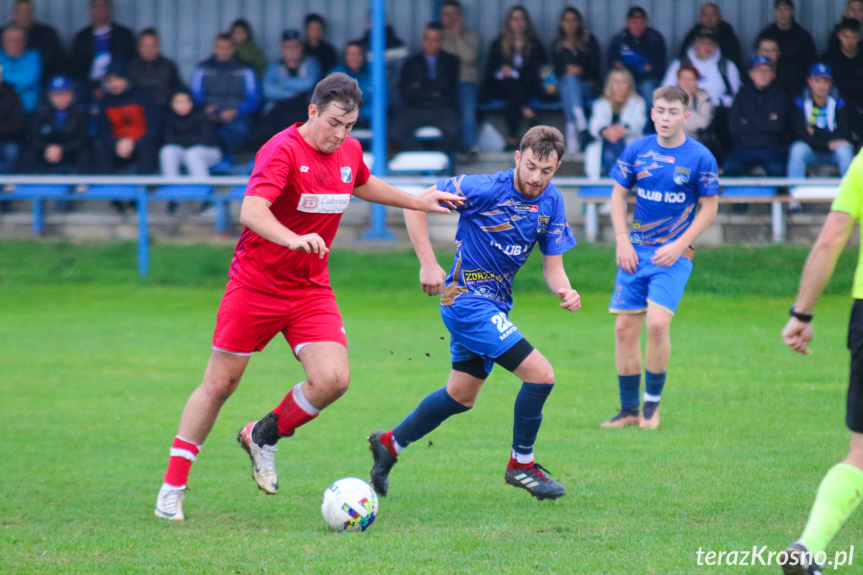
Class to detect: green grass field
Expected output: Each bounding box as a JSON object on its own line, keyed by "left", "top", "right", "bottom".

{"left": 1, "top": 240, "right": 861, "bottom": 574}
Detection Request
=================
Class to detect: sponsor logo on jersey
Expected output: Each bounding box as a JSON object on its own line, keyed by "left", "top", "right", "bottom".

{"left": 674, "top": 167, "right": 691, "bottom": 185}
{"left": 653, "top": 154, "right": 675, "bottom": 164}
{"left": 297, "top": 193, "right": 351, "bottom": 213}
{"left": 462, "top": 269, "right": 496, "bottom": 285}
{"left": 340, "top": 167, "right": 352, "bottom": 183}
{"left": 514, "top": 204, "right": 539, "bottom": 212}
{"left": 537, "top": 215, "right": 550, "bottom": 233}
{"left": 300, "top": 166, "right": 310, "bottom": 172}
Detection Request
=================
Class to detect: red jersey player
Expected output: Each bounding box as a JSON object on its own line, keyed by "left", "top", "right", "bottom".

{"left": 155, "top": 73, "right": 462, "bottom": 520}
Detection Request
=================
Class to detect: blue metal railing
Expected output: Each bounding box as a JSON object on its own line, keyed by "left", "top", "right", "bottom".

{"left": 1, "top": 175, "right": 842, "bottom": 276}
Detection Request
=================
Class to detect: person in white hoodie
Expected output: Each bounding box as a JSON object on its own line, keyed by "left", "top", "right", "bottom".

{"left": 662, "top": 26, "right": 739, "bottom": 109}
{"left": 584, "top": 67, "right": 646, "bottom": 179}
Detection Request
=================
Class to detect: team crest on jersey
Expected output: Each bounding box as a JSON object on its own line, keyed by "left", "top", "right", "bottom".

{"left": 340, "top": 167, "right": 352, "bottom": 183}
{"left": 673, "top": 167, "right": 691, "bottom": 185}
{"left": 537, "top": 215, "right": 550, "bottom": 233}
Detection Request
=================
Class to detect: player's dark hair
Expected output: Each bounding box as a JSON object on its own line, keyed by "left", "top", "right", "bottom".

{"left": 519, "top": 126, "right": 564, "bottom": 162}
{"left": 653, "top": 85, "right": 690, "bottom": 107}
{"left": 311, "top": 72, "right": 363, "bottom": 114}
{"left": 441, "top": 0, "right": 462, "bottom": 11}
{"left": 138, "top": 28, "right": 158, "bottom": 40}
{"left": 216, "top": 32, "right": 232, "bottom": 43}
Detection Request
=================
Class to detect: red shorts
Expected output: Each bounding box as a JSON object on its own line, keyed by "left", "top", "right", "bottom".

{"left": 212, "top": 283, "right": 347, "bottom": 356}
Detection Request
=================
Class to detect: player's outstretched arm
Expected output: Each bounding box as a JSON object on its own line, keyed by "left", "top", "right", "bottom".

{"left": 782, "top": 210, "right": 855, "bottom": 354}
{"left": 353, "top": 175, "right": 462, "bottom": 213}
{"left": 611, "top": 183, "right": 638, "bottom": 273}
{"left": 651, "top": 194, "right": 719, "bottom": 267}
{"left": 542, "top": 254, "right": 581, "bottom": 312}
{"left": 240, "top": 195, "right": 328, "bottom": 257}
{"left": 404, "top": 186, "right": 447, "bottom": 296}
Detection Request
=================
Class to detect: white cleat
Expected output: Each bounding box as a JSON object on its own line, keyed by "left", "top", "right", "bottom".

{"left": 237, "top": 422, "right": 279, "bottom": 494}
{"left": 155, "top": 484, "right": 185, "bottom": 521}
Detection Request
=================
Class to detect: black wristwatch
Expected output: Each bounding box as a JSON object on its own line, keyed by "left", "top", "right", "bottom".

{"left": 790, "top": 305, "right": 814, "bottom": 323}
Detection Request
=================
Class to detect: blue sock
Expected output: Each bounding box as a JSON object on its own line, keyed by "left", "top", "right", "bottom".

{"left": 512, "top": 382, "right": 553, "bottom": 455}
{"left": 393, "top": 387, "right": 470, "bottom": 448}
{"left": 644, "top": 370, "right": 666, "bottom": 402}
{"left": 619, "top": 374, "right": 640, "bottom": 410}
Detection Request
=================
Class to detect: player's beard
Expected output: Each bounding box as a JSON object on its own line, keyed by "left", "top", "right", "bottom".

{"left": 514, "top": 166, "right": 545, "bottom": 199}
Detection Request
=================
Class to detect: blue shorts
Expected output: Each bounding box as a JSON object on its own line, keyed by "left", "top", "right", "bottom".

{"left": 609, "top": 245, "right": 693, "bottom": 315}
{"left": 441, "top": 298, "right": 525, "bottom": 375}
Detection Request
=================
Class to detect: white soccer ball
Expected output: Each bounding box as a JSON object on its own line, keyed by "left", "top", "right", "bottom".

{"left": 321, "top": 477, "right": 379, "bottom": 532}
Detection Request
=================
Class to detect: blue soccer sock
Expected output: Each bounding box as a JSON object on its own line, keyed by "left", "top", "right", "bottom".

{"left": 644, "top": 370, "right": 667, "bottom": 403}
{"left": 619, "top": 374, "right": 641, "bottom": 410}
{"left": 512, "top": 382, "right": 554, "bottom": 457}
{"left": 393, "top": 387, "right": 470, "bottom": 449}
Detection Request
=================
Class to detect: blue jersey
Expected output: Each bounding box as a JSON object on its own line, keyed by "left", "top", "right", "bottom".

{"left": 437, "top": 169, "right": 576, "bottom": 312}
{"left": 610, "top": 135, "right": 718, "bottom": 247}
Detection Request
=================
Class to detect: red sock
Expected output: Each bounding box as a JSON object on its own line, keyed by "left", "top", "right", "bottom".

{"left": 163, "top": 436, "right": 200, "bottom": 488}
{"left": 273, "top": 390, "right": 318, "bottom": 436}
{"left": 380, "top": 430, "right": 398, "bottom": 459}
{"left": 507, "top": 456, "right": 535, "bottom": 472}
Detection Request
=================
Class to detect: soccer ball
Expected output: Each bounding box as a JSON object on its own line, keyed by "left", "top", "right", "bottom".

{"left": 321, "top": 477, "right": 379, "bottom": 532}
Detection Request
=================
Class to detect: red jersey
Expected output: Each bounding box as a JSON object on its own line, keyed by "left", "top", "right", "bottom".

{"left": 228, "top": 123, "right": 370, "bottom": 296}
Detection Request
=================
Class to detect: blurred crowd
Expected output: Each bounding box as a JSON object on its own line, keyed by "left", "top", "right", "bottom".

{"left": 1, "top": 0, "right": 862, "bottom": 210}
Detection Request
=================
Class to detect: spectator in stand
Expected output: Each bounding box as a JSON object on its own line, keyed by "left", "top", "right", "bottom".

{"left": 190, "top": 33, "right": 259, "bottom": 167}
{"left": 255, "top": 29, "right": 320, "bottom": 146}
{"left": 3, "top": 0, "right": 64, "bottom": 87}
{"left": 230, "top": 19, "right": 267, "bottom": 79}
{"left": 788, "top": 63, "right": 855, "bottom": 181}
{"left": 69, "top": 0, "right": 135, "bottom": 91}
{"left": 678, "top": 3, "right": 743, "bottom": 71}
{"left": 824, "top": 18, "right": 863, "bottom": 142}
{"left": 440, "top": 0, "right": 480, "bottom": 155}
{"left": 552, "top": 6, "right": 601, "bottom": 154}
{"left": 95, "top": 60, "right": 161, "bottom": 211}
{"left": 757, "top": 0, "right": 817, "bottom": 96}
{"left": 481, "top": 5, "right": 548, "bottom": 150}
{"left": 0, "top": 25, "right": 40, "bottom": 112}
{"left": 303, "top": 14, "right": 337, "bottom": 76}
{"left": 392, "top": 21, "right": 460, "bottom": 154}
{"left": 663, "top": 26, "right": 739, "bottom": 110}
{"left": 160, "top": 89, "right": 222, "bottom": 213}
{"left": 584, "top": 68, "right": 646, "bottom": 180}
{"left": 753, "top": 36, "right": 794, "bottom": 95}
{"left": 0, "top": 64, "right": 27, "bottom": 174}
{"left": 608, "top": 7, "right": 667, "bottom": 113}
{"left": 128, "top": 29, "right": 182, "bottom": 110}
{"left": 723, "top": 55, "right": 790, "bottom": 179}
{"left": 827, "top": 0, "right": 863, "bottom": 56}
{"left": 20, "top": 75, "right": 90, "bottom": 174}
{"left": 356, "top": 16, "right": 408, "bottom": 110}
{"left": 676, "top": 64, "right": 715, "bottom": 147}
{"left": 331, "top": 42, "right": 372, "bottom": 127}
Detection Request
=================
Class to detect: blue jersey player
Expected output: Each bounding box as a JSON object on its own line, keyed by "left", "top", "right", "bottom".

{"left": 601, "top": 85, "right": 719, "bottom": 430}
{"left": 368, "top": 126, "right": 580, "bottom": 500}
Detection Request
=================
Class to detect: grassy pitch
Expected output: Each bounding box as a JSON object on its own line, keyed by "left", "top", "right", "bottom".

{"left": 0, "top": 241, "right": 860, "bottom": 574}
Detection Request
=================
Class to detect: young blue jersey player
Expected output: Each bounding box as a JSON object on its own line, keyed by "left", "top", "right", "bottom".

{"left": 369, "top": 126, "right": 581, "bottom": 501}
{"left": 601, "top": 85, "right": 719, "bottom": 430}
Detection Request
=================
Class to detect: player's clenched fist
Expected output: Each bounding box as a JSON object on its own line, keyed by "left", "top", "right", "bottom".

{"left": 286, "top": 233, "right": 329, "bottom": 258}
{"left": 419, "top": 263, "right": 447, "bottom": 296}
{"left": 557, "top": 287, "right": 581, "bottom": 312}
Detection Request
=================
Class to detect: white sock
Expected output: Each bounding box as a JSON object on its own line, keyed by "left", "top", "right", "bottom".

{"left": 392, "top": 438, "right": 404, "bottom": 455}
{"left": 512, "top": 450, "right": 534, "bottom": 464}
{"left": 643, "top": 392, "right": 661, "bottom": 403}
{"left": 293, "top": 382, "right": 320, "bottom": 415}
